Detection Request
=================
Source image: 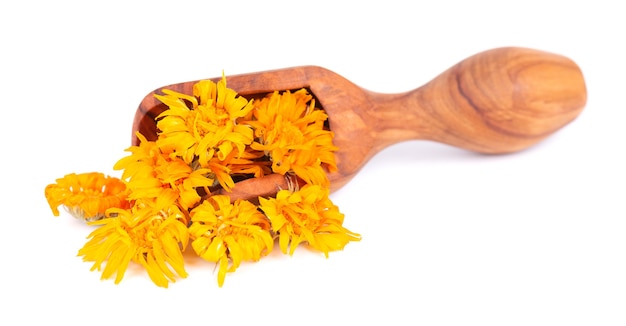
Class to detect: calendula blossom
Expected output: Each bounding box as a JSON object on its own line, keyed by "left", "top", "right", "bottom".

{"left": 155, "top": 77, "right": 259, "bottom": 191}
{"left": 259, "top": 184, "right": 361, "bottom": 257}
{"left": 114, "top": 133, "right": 215, "bottom": 211}
{"left": 78, "top": 201, "right": 190, "bottom": 288}
{"left": 247, "top": 89, "right": 338, "bottom": 186}
{"left": 189, "top": 195, "right": 273, "bottom": 287}
{"left": 44, "top": 172, "right": 130, "bottom": 222}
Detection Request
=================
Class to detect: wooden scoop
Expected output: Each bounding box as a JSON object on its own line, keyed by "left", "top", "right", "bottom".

{"left": 132, "top": 47, "right": 587, "bottom": 199}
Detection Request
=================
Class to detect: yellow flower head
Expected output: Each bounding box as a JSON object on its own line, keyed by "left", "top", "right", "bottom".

{"left": 114, "top": 133, "right": 215, "bottom": 211}
{"left": 259, "top": 184, "right": 361, "bottom": 257}
{"left": 154, "top": 77, "right": 257, "bottom": 191}
{"left": 78, "top": 201, "right": 189, "bottom": 288}
{"left": 188, "top": 195, "right": 273, "bottom": 287}
{"left": 247, "top": 89, "right": 338, "bottom": 186}
{"left": 44, "top": 172, "right": 130, "bottom": 222}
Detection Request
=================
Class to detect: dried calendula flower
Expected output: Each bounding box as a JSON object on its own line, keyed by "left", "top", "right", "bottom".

{"left": 78, "top": 200, "right": 190, "bottom": 288}
{"left": 113, "top": 132, "right": 215, "bottom": 211}
{"left": 188, "top": 195, "right": 273, "bottom": 287}
{"left": 154, "top": 77, "right": 256, "bottom": 192}
{"left": 259, "top": 184, "right": 361, "bottom": 257}
{"left": 44, "top": 172, "right": 130, "bottom": 222}
{"left": 246, "top": 89, "right": 338, "bottom": 187}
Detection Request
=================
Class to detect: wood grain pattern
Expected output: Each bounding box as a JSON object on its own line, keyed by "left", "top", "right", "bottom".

{"left": 132, "top": 47, "right": 587, "bottom": 197}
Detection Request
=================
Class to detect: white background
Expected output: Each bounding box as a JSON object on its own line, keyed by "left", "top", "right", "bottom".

{"left": 1, "top": 1, "right": 624, "bottom": 325}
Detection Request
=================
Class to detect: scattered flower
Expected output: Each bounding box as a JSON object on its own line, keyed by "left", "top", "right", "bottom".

{"left": 78, "top": 201, "right": 189, "bottom": 288}
{"left": 44, "top": 172, "right": 130, "bottom": 222}
{"left": 189, "top": 195, "right": 273, "bottom": 287}
{"left": 259, "top": 184, "right": 361, "bottom": 257}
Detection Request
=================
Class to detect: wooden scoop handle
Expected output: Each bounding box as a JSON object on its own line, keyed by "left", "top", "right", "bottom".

{"left": 358, "top": 47, "right": 587, "bottom": 155}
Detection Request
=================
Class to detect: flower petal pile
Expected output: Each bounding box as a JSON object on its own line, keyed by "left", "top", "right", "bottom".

{"left": 44, "top": 75, "right": 360, "bottom": 287}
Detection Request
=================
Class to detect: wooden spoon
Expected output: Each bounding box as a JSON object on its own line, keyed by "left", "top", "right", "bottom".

{"left": 131, "top": 47, "right": 586, "bottom": 199}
